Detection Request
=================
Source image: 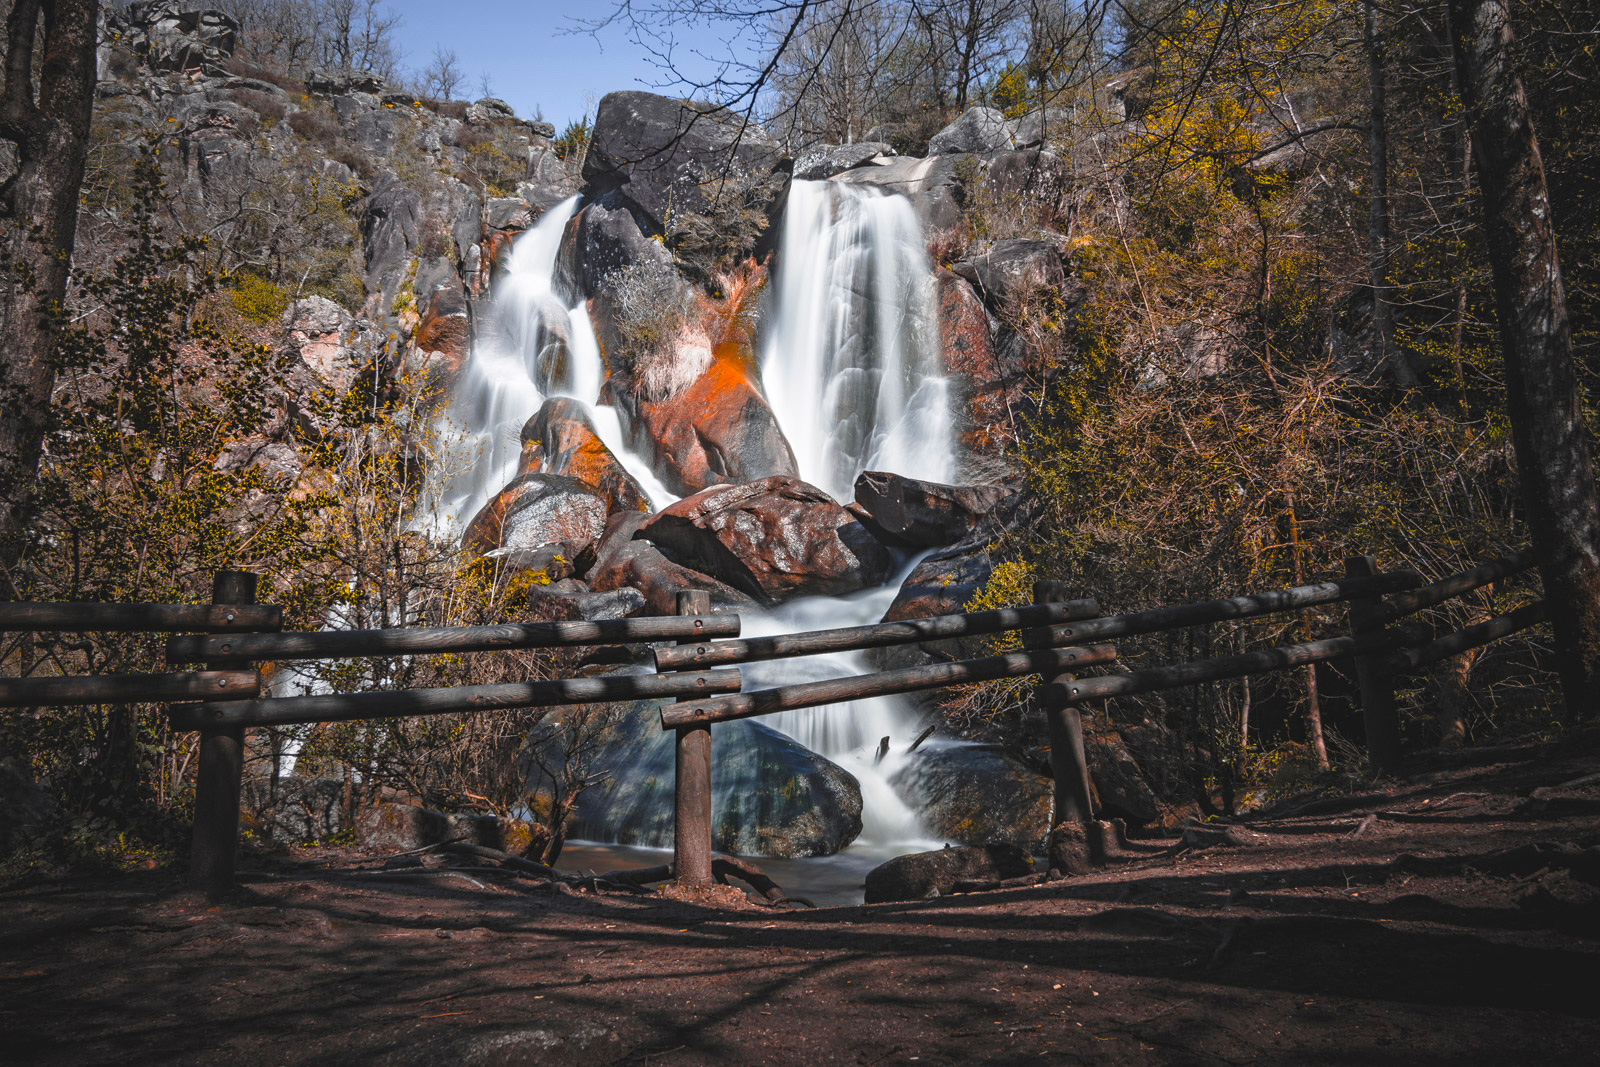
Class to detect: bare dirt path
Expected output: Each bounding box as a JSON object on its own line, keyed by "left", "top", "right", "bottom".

{"left": 4, "top": 739, "right": 1599, "bottom": 1065}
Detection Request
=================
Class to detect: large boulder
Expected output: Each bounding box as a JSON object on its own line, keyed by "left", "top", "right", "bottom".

{"left": 582, "top": 91, "right": 782, "bottom": 236}
{"left": 793, "top": 141, "right": 895, "bottom": 181}
{"left": 560, "top": 699, "right": 864, "bottom": 858}
{"left": 613, "top": 353, "right": 799, "bottom": 497}
{"left": 283, "top": 296, "right": 354, "bottom": 377}
{"left": 888, "top": 744, "right": 1053, "bottom": 853}
{"left": 864, "top": 844, "right": 1034, "bottom": 903}
{"left": 637, "top": 476, "right": 892, "bottom": 605}
{"left": 1011, "top": 107, "right": 1075, "bottom": 149}
{"left": 586, "top": 510, "right": 760, "bottom": 616}
{"left": 463, "top": 472, "right": 609, "bottom": 557}
{"left": 554, "top": 192, "right": 671, "bottom": 302}
{"left": 949, "top": 239, "right": 1074, "bottom": 313}
{"left": 517, "top": 398, "right": 650, "bottom": 518}
{"left": 928, "top": 106, "right": 1017, "bottom": 156}
{"left": 853, "top": 470, "right": 1008, "bottom": 548}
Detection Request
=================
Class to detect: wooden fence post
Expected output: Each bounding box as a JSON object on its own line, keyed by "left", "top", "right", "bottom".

{"left": 189, "top": 569, "right": 257, "bottom": 900}
{"left": 673, "top": 590, "right": 714, "bottom": 887}
{"left": 1034, "top": 581, "right": 1098, "bottom": 875}
{"left": 1345, "top": 556, "right": 1402, "bottom": 775}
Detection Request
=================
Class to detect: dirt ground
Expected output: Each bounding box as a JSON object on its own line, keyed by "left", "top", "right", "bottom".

{"left": 5, "top": 739, "right": 1600, "bottom": 1066}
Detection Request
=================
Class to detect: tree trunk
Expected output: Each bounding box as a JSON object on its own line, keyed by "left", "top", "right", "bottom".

{"left": 0, "top": 0, "right": 100, "bottom": 535}
{"left": 1450, "top": 0, "right": 1600, "bottom": 722}
{"left": 1364, "top": 0, "right": 1414, "bottom": 386}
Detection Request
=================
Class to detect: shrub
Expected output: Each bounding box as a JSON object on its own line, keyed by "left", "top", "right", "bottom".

{"left": 230, "top": 271, "right": 290, "bottom": 324}
{"left": 234, "top": 89, "right": 287, "bottom": 124}
{"left": 287, "top": 108, "right": 341, "bottom": 150}
{"left": 221, "top": 57, "right": 303, "bottom": 93}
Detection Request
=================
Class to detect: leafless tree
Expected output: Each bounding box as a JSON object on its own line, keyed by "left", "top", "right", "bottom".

{"left": 422, "top": 45, "right": 462, "bottom": 101}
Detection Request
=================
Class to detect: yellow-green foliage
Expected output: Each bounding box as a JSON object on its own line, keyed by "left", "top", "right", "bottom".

{"left": 230, "top": 271, "right": 290, "bottom": 324}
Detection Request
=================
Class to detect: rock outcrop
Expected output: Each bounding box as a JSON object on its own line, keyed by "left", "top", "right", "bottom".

{"left": 582, "top": 91, "right": 783, "bottom": 237}
{"left": 613, "top": 353, "right": 799, "bottom": 497}
{"left": 637, "top": 476, "right": 892, "bottom": 604}
{"left": 928, "top": 106, "right": 1017, "bottom": 156}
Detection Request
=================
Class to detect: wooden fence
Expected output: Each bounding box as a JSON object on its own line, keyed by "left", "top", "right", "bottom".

{"left": 0, "top": 551, "right": 1544, "bottom": 899}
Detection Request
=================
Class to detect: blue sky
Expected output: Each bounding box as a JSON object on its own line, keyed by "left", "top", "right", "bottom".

{"left": 383, "top": 1, "right": 755, "bottom": 128}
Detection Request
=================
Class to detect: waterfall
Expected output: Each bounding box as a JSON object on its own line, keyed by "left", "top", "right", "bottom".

{"left": 762, "top": 179, "right": 956, "bottom": 501}
{"left": 429, "top": 196, "right": 674, "bottom": 535}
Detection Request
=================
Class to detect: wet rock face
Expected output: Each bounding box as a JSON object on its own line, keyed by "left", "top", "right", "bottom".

{"left": 853, "top": 470, "right": 1008, "bottom": 548}
{"left": 638, "top": 476, "right": 893, "bottom": 605}
{"left": 563, "top": 699, "right": 864, "bottom": 858}
{"left": 888, "top": 744, "right": 1053, "bottom": 853}
{"left": 616, "top": 355, "right": 799, "bottom": 497}
{"left": 518, "top": 398, "right": 650, "bottom": 518}
{"left": 935, "top": 270, "right": 1018, "bottom": 451}
{"left": 928, "top": 106, "right": 1018, "bottom": 156}
{"left": 864, "top": 843, "right": 1033, "bottom": 903}
{"left": 586, "top": 511, "right": 759, "bottom": 616}
{"left": 582, "top": 90, "right": 782, "bottom": 236}
{"left": 463, "top": 473, "right": 609, "bottom": 557}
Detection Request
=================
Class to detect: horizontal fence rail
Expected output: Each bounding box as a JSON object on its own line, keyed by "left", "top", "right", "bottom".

{"left": 653, "top": 598, "right": 1102, "bottom": 671}
{"left": 1382, "top": 600, "right": 1548, "bottom": 674}
{"left": 1039, "top": 631, "right": 1396, "bottom": 707}
{"left": 1036, "top": 571, "right": 1422, "bottom": 647}
{"left": 660, "top": 643, "right": 1118, "bottom": 728}
{"left": 167, "top": 613, "right": 741, "bottom": 664}
{"left": 170, "top": 668, "right": 743, "bottom": 729}
{"left": 0, "top": 602, "right": 283, "bottom": 633}
{"left": 1372, "top": 549, "right": 1537, "bottom": 626}
{"left": 0, "top": 670, "right": 260, "bottom": 708}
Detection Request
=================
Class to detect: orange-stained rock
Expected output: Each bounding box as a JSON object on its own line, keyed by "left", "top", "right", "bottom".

{"left": 636, "top": 476, "right": 891, "bottom": 605}
{"left": 517, "top": 398, "right": 648, "bottom": 518}
{"left": 410, "top": 275, "right": 470, "bottom": 388}
{"left": 617, "top": 352, "right": 798, "bottom": 497}
{"left": 936, "top": 268, "right": 1017, "bottom": 453}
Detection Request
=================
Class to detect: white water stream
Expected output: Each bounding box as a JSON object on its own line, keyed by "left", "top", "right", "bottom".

{"left": 763, "top": 180, "right": 956, "bottom": 499}
{"left": 432, "top": 178, "right": 962, "bottom": 877}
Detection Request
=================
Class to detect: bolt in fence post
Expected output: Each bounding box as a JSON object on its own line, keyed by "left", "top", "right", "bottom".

{"left": 1034, "top": 581, "right": 1099, "bottom": 875}
{"left": 189, "top": 569, "right": 257, "bottom": 900}
{"left": 673, "top": 589, "right": 714, "bottom": 887}
{"left": 1345, "top": 555, "right": 1402, "bottom": 775}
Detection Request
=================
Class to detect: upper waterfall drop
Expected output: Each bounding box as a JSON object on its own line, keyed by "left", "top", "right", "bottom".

{"left": 428, "top": 195, "right": 674, "bottom": 535}
{"left": 762, "top": 180, "right": 956, "bottom": 501}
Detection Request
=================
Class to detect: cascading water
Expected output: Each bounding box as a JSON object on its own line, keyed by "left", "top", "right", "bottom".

{"left": 430, "top": 177, "right": 968, "bottom": 896}
{"left": 762, "top": 180, "right": 956, "bottom": 500}
{"left": 429, "top": 195, "right": 674, "bottom": 534}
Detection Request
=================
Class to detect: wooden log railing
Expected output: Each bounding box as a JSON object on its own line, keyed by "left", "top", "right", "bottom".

{"left": 0, "top": 547, "right": 1550, "bottom": 897}
{"left": 651, "top": 551, "right": 1546, "bottom": 883}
